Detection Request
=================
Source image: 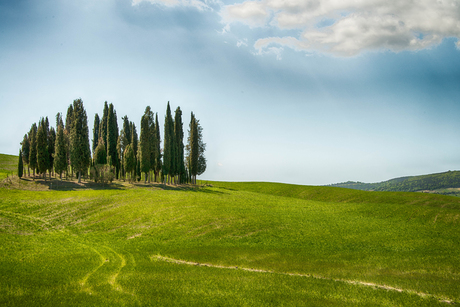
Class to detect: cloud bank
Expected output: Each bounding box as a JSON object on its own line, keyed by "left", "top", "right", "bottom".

{"left": 222, "top": 0, "right": 460, "bottom": 56}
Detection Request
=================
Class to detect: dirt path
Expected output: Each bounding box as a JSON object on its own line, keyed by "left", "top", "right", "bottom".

{"left": 151, "top": 254, "right": 455, "bottom": 305}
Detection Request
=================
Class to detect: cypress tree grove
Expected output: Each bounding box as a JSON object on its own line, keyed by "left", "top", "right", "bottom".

{"left": 54, "top": 124, "right": 67, "bottom": 180}
{"left": 122, "top": 115, "right": 131, "bottom": 150}
{"left": 18, "top": 149, "right": 23, "bottom": 178}
{"left": 70, "top": 98, "right": 91, "bottom": 183}
{"left": 21, "top": 134, "right": 30, "bottom": 177}
{"left": 29, "top": 123, "right": 37, "bottom": 179}
{"left": 154, "top": 113, "right": 162, "bottom": 183}
{"left": 92, "top": 113, "right": 100, "bottom": 155}
{"left": 174, "top": 107, "right": 185, "bottom": 183}
{"left": 139, "top": 114, "right": 151, "bottom": 183}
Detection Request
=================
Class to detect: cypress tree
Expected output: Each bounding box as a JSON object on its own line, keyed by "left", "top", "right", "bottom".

{"left": 122, "top": 115, "right": 131, "bottom": 150}
{"left": 123, "top": 144, "right": 135, "bottom": 182}
{"left": 48, "top": 126, "right": 56, "bottom": 179}
{"left": 29, "top": 123, "right": 37, "bottom": 179}
{"left": 54, "top": 124, "right": 67, "bottom": 180}
{"left": 56, "top": 112, "right": 64, "bottom": 130}
{"left": 92, "top": 114, "right": 100, "bottom": 155}
{"left": 18, "top": 149, "right": 23, "bottom": 178}
{"left": 131, "top": 122, "right": 138, "bottom": 158}
{"left": 99, "top": 101, "right": 109, "bottom": 149}
{"left": 21, "top": 134, "right": 30, "bottom": 177}
{"left": 65, "top": 105, "right": 73, "bottom": 178}
{"left": 65, "top": 105, "right": 73, "bottom": 134}
{"left": 154, "top": 113, "right": 162, "bottom": 182}
{"left": 174, "top": 107, "right": 185, "bottom": 184}
{"left": 186, "top": 113, "right": 198, "bottom": 184}
{"left": 37, "top": 118, "right": 49, "bottom": 180}
{"left": 94, "top": 138, "right": 107, "bottom": 165}
{"left": 106, "top": 103, "right": 118, "bottom": 173}
{"left": 70, "top": 98, "right": 91, "bottom": 183}
{"left": 163, "top": 102, "right": 175, "bottom": 184}
{"left": 143, "top": 106, "right": 155, "bottom": 182}
{"left": 196, "top": 118, "right": 207, "bottom": 177}
{"left": 139, "top": 114, "right": 150, "bottom": 183}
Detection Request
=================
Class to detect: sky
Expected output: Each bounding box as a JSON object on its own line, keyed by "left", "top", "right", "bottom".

{"left": 1, "top": 0, "right": 460, "bottom": 185}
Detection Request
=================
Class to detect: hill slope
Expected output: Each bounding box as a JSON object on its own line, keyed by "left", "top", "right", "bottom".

{"left": 329, "top": 170, "right": 460, "bottom": 195}
{"left": 0, "top": 153, "right": 18, "bottom": 180}
{"left": 1, "top": 180, "right": 459, "bottom": 306}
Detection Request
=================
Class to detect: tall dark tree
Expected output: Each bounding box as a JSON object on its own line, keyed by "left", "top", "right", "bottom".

{"left": 143, "top": 107, "right": 155, "bottom": 182}
{"left": 54, "top": 124, "right": 67, "bottom": 180}
{"left": 94, "top": 138, "right": 107, "bottom": 165}
{"left": 29, "top": 123, "right": 37, "bottom": 179}
{"left": 122, "top": 115, "right": 131, "bottom": 150}
{"left": 65, "top": 105, "right": 73, "bottom": 177}
{"left": 56, "top": 112, "right": 64, "bottom": 130}
{"left": 123, "top": 144, "right": 136, "bottom": 182}
{"left": 48, "top": 126, "right": 56, "bottom": 179}
{"left": 70, "top": 98, "right": 91, "bottom": 183}
{"left": 107, "top": 103, "right": 118, "bottom": 174}
{"left": 196, "top": 118, "right": 207, "bottom": 177}
{"left": 21, "top": 134, "right": 30, "bottom": 177}
{"left": 139, "top": 114, "right": 151, "bottom": 183}
{"left": 99, "top": 101, "right": 109, "bottom": 149}
{"left": 18, "top": 149, "right": 23, "bottom": 178}
{"left": 163, "top": 102, "right": 176, "bottom": 184}
{"left": 131, "top": 122, "right": 138, "bottom": 158}
{"left": 37, "top": 118, "right": 49, "bottom": 179}
{"left": 65, "top": 105, "right": 73, "bottom": 134}
{"left": 154, "top": 113, "right": 162, "bottom": 182}
{"left": 174, "top": 107, "right": 185, "bottom": 183}
{"left": 92, "top": 113, "right": 100, "bottom": 155}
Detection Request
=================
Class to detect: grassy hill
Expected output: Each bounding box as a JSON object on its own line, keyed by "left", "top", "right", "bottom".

{"left": 329, "top": 170, "right": 460, "bottom": 196}
{"left": 1, "top": 154, "right": 460, "bottom": 305}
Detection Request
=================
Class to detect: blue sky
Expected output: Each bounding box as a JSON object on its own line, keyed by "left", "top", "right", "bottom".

{"left": 1, "top": 0, "right": 460, "bottom": 185}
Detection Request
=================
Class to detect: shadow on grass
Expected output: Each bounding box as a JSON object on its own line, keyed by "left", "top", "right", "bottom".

{"left": 130, "top": 182, "right": 225, "bottom": 195}
{"left": 19, "top": 177, "right": 124, "bottom": 191}
{"left": 8, "top": 177, "right": 225, "bottom": 194}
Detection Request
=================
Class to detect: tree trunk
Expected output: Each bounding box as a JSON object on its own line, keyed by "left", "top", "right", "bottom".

{"left": 78, "top": 171, "right": 81, "bottom": 183}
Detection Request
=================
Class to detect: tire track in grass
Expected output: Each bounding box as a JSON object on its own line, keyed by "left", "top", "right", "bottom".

{"left": 0, "top": 209, "right": 136, "bottom": 299}
{"left": 151, "top": 254, "right": 455, "bottom": 305}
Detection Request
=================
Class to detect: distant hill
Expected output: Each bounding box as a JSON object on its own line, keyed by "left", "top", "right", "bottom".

{"left": 329, "top": 171, "right": 460, "bottom": 196}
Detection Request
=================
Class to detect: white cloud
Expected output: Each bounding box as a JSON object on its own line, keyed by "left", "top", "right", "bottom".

{"left": 222, "top": 0, "right": 460, "bottom": 56}
{"left": 221, "top": 1, "right": 269, "bottom": 27}
{"left": 132, "top": 0, "right": 213, "bottom": 11}
{"left": 237, "top": 38, "right": 248, "bottom": 47}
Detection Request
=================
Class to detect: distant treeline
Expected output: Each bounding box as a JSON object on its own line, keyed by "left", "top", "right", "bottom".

{"left": 329, "top": 171, "right": 460, "bottom": 192}
{"left": 18, "top": 99, "right": 206, "bottom": 184}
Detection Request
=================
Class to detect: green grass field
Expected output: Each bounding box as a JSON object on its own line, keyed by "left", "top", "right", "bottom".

{"left": 1, "top": 154, "right": 459, "bottom": 306}
{"left": 0, "top": 153, "right": 18, "bottom": 180}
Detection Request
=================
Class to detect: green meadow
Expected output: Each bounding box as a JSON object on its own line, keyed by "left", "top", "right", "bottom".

{"left": 1, "top": 156, "right": 460, "bottom": 306}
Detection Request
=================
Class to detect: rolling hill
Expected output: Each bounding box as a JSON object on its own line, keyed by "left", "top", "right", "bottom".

{"left": 1, "top": 154, "right": 460, "bottom": 305}
{"left": 329, "top": 170, "right": 460, "bottom": 196}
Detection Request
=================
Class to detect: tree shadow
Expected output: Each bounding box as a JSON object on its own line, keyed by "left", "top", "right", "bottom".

{"left": 26, "top": 178, "right": 124, "bottom": 191}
